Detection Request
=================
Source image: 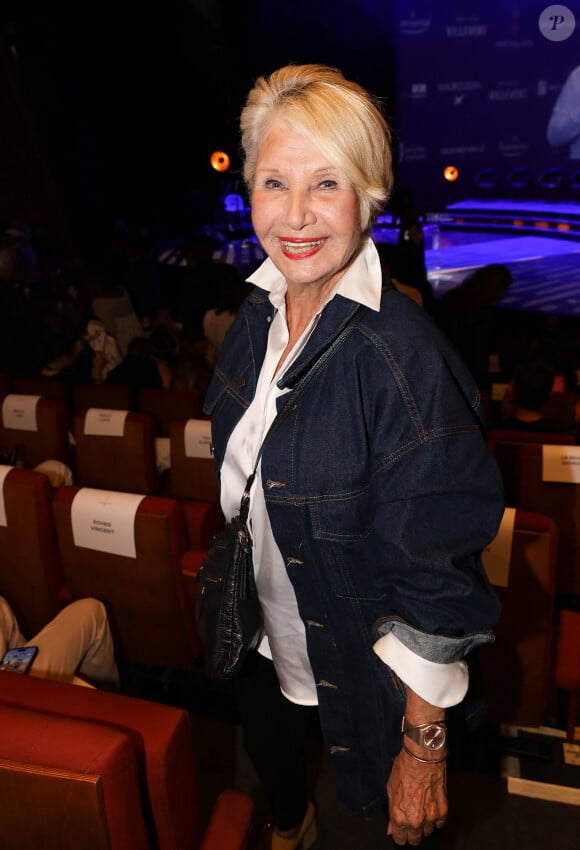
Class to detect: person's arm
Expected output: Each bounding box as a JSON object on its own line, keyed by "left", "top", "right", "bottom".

{"left": 387, "top": 687, "right": 448, "bottom": 846}
{"left": 366, "top": 338, "right": 503, "bottom": 843}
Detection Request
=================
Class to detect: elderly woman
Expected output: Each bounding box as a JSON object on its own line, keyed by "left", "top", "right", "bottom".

{"left": 203, "top": 65, "right": 502, "bottom": 848}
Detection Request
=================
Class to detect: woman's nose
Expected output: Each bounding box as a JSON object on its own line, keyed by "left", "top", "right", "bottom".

{"left": 282, "top": 188, "right": 316, "bottom": 229}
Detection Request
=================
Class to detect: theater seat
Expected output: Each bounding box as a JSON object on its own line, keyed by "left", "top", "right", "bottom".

{"left": 0, "top": 674, "right": 254, "bottom": 850}
{"left": 554, "top": 609, "right": 580, "bottom": 740}
{"left": 0, "top": 700, "right": 150, "bottom": 850}
{"left": 481, "top": 509, "right": 557, "bottom": 726}
{"left": 52, "top": 485, "right": 201, "bottom": 670}
{"left": 72, "top": 409, "right": 159, "bottom": 494}
{"left": 486, "top": 428, "right": 575, "bottom": 505}
{"left": 0, "top": 466, "right": 66, "bottom": 635}
{"left": 0, "top": 395, "right": 72, "bottom": 469}
{"left": 169, "top": 418, "right": 221, "bottom": 548}
{"left": 139, "top": 387, "right": 204, "bottom": 437}
{"left": 11, "top": 375, "right": 70, "bottom": 407}
{"left": 73, "top": 382, "right": 134, "bottom": 413}
{"left": 515, "top": 444, "right": 580, "bottom": 598}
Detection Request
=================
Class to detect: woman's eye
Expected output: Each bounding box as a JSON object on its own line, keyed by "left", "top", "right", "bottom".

{"left": 318, "top": 180, "right": 338, "bottom": 189}
{"left": 264, "top": 178, "right": 285, "bottom": 189}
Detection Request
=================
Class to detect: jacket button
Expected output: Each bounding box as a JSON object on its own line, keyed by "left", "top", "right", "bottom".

{"left": 236, "top": 376, "right": 246, "bottom": 389}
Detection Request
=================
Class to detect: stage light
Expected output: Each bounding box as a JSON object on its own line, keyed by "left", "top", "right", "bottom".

{"left": 210, "top": 151, "right": 230, "bottom": 172}
{"left": 443, "top": 165, "right": 459, "bottom": 182}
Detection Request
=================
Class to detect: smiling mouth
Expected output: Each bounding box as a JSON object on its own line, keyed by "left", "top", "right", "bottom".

{"left": 280, "top": 238, "right": 324, "bottom": 256}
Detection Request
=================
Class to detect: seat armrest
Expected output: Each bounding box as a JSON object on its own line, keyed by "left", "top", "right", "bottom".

{"left": 200, "top": 789, "right": 254, "bottom": 850}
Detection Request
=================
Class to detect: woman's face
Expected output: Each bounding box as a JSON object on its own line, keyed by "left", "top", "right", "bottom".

{"left": 251, "top": 120, "right": 361, "bottom": 294}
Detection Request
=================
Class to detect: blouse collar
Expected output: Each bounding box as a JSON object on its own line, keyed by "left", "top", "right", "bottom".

{"left": 246, "top": 236, "right": 382, "bottom": 313}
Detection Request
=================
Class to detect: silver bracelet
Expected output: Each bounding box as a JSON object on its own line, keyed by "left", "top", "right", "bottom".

{"left": 401, "top": 741, "right": 447, "bottom": 765}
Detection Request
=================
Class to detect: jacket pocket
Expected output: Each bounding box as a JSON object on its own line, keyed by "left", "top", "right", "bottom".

{"left": 309, "top": 487, "right": 372, "bottom": 542}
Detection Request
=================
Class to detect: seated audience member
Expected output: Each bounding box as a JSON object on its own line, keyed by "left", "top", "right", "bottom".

{"left": 170, "top": 334, "right": 213, "bottom": 399}
{"left": 149, "top": 324, "right": 178, "bottom": 385}
{"left": 435, "top": 264, "right": 513, "bottom": 390}
{"left": 106, "top": 336, "right": 170, "bottom": 391}
{"left": 202, "top": 276, "right": 251, "bottom": 367}
{"left": 83, "top": 317, "right": 123, "bottom": 382}
{"left": 499, "top": 360, "right": 577, "bottom": 435}
{"left": 375, "top": 242, "right": 423, "bottom": 308}
{"left": 0, "top": 595, "right": 119, "bottom": 689}
{"left": 87, "top": 264, "right": 145, "bottom": 358}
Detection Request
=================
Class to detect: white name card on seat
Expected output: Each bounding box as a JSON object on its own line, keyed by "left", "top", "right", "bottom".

{"left": 184, "top": 419, "right": 213, "bottom": 458}
{"left": 71, "top": 488, "right": 145, "bottom": 558}
{"left": 542, "top": 445, "right": 580, "bottom": 483}
{"left": 2, "top": 394, "right": 40, "bottom": 431}
{"left": 0, "top": 464, "right": 12, "bottom": 527}
{"left": 84, "top": 408, "right": 128, "bottom": 437}
{"left": 482, "top": 506, "right": 516, "bottom": 587}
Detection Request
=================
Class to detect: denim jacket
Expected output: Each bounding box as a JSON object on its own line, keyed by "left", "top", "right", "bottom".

{"left": 204, "top": 283, "right": 503, "bottom": 817}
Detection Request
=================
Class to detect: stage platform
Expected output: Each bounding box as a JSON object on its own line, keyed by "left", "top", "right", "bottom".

{"left": 373, "top": 199, "right": 580, "bottom": 318}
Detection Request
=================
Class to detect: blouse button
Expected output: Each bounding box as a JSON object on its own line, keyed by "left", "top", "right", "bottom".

{"left": 236, "top": 376, "right": 246, "bottom": 389}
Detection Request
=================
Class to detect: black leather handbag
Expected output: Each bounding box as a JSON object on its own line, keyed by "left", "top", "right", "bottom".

{"left": 196, "top": 305, "right": 366, "bottom": 680}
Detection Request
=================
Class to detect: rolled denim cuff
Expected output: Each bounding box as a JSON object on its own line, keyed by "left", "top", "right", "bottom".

{"left": 375, "top": 618, "right": 494, "bottom": 663}
{"left": 373, "top": 633, "right": 468, "bottom": 707}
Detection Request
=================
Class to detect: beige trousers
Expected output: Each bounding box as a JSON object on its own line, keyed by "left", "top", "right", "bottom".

{"left": 0, "top": 596, "right": 119, "bottom": 689}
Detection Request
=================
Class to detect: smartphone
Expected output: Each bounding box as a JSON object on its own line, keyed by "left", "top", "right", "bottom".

{"left": 0, "top": 646, "right": 38, "bottom": 674}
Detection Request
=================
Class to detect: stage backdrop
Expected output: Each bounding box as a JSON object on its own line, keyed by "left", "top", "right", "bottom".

{"left": 395, "top": 1, "right": 580, "bottom": 209}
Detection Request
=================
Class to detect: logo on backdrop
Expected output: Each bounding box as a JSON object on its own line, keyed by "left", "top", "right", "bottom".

{"left": 399, "top": 11, "right": 432, "bottom": 36}
{"left": 538, "top": 5, "right": 576, "bottom": 41}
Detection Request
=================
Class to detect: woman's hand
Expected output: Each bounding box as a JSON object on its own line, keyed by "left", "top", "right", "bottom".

{"left": 386, "top": 747, "right": 448, "bottom": 846}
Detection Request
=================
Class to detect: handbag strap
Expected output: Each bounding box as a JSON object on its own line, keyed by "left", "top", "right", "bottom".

{"left": 239, "top": 304, "right": 367, "bottom": 519}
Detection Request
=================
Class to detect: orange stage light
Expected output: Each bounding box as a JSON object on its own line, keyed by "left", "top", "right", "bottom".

{"left": 210, "top": 151, "right": 230, "bottom": 172}
{"left": 443, "top": 165, "right": 459, "bottom": 182}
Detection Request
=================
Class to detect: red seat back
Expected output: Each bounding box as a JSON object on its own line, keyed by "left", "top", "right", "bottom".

{"left": 139, "top": 387, "right": 203, "bottom": 437}
{"left": 0, "top": 395, "right": 71, "bottom": 468}
{"left": 73, "top": 410, "right": 159, "bottom": 494}
{"left": 481, "top": 509, "right": 557, "bottom": 726}
{"left": 516, "top": 445, "right": 580, "bottom": 596}
{"left": 0, "top": 467, "right": 65, "bottom": 634}
{"left": 52, "top": 486, "right": 200, "bottom": 669}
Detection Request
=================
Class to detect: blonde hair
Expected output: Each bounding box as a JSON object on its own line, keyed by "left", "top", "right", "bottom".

{"left": 240, "top": 64, "right": 393, "bottom": 232}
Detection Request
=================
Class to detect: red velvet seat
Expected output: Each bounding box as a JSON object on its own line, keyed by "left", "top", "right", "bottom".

{"left": 0, "top": 466, "right": 66, "bottom": 634}
{"left": 515, "top": 444, "right": 580, "bottom": 597}
{"left": 169, "top": 418, "right": 221, "bottom": 548}
{"left": 52, "top": 486, "right": 201, "bottom": 670}
{"left": 72, "top": 382, "right": 134, "bottom": 413}
{"left": 481, "top": 509, "right": 558, "bottom": 726}
{"left": 555, "top": 609, "right": 580, "bottom": 740}
{"left": 0, "top": 674, "right": 254, "bottom": 850}
{"left": 0, "top": 700, "right": 150, "bottom": 850}
{"left": 0, "top": 395, "right": 72, "bottom": 469}
{"left": 72, "top": 409, "right": 160, "bottom": 495}
{"left": 11, "top": 375, "right": 70, "bottom": 407}
{"left": 486, "top": 428, "right": 576, "bottom": 504}
{"left": 139, "top": 386, "right": 204, "bottom": 437}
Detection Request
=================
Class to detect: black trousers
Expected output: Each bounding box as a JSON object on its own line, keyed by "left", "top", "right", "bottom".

{"left": 236, "top": 651, "right": 315, "bottom": 831}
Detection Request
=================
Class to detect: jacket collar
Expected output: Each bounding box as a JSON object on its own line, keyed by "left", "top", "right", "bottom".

{"left": 246, "top": 236, "right": 382, "bottom": 313}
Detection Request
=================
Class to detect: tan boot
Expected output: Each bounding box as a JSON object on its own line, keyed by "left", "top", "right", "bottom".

{"left": 269, "top": 801, "right": 317, "bottom": 850}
